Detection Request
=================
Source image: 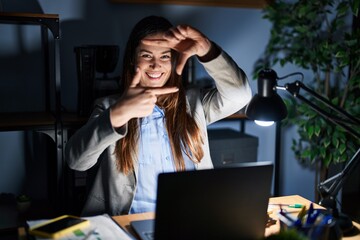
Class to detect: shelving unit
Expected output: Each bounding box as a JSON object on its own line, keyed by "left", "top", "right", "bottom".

{"left": 0, "top": 12, "right": 64, "bottom": 211}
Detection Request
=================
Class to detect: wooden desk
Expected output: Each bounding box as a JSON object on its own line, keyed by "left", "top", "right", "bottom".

{"left": 113, "top": 195, "right": 360, "bottom": 239}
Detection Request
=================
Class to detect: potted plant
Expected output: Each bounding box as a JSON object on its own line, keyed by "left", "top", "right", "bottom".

{"left": 254, "top": 0, "right": 360, "bottom": 202}
{"left": 16, "top": 194, "right": 31, "bottom": 213}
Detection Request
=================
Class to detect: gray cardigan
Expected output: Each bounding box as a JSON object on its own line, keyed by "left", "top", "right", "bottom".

{"left": 65, "top": 49, "right": 252, "bottom": 216}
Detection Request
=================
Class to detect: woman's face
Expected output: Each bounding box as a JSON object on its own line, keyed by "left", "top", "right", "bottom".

{"left": 135, "top": 33, "right": 172, "bottom": 88}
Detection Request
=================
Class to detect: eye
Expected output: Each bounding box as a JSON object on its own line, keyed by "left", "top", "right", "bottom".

{"left": 141, "top": 53, "right": 152, "bottom": 59}
{"left": 160, "top": 54, "right": 171, "bottom": 61}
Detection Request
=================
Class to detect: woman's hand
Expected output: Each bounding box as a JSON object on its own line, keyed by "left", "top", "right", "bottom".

{"left": 142, "top": 25, "right": 213, "bottom": 75}
{"left": 110, "top": 68, "right": 178, "bottom": 128}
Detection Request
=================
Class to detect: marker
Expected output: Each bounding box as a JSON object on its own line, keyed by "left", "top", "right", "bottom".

{"left": 269, "top": 203, "right": 304, "bottom": 208}
{"left": 288, "top": 204, "right": 304, "bottom": 208}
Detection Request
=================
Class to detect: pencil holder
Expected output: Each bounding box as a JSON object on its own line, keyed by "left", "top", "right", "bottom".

{"left": 278, "top": 212, "right": 342, "bottom": 240}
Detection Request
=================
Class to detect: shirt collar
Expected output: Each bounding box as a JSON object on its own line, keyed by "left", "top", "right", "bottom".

{"left": 153, "top": 105, "right": 164, "bottom": 118}
{"left": 141, "top": 106, "right": 164, "bottom": 125}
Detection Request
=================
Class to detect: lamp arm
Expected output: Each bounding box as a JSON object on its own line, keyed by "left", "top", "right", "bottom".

{"left": 282, "top": 81, "right": 360, "bottom": 139}
{"left": 278, "top": 80, "right": 360, "bottom": 201}
{"left": 318, "top": 148, "right": 360, "bottom": 199}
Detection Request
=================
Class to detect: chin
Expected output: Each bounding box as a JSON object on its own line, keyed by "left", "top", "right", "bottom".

{"left": 146, "top": 80, "right": 167, "bottom": 87}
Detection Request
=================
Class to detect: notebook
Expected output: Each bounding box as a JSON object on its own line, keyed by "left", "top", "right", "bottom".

{"left": 131, "top": 161, "right": 273, "bottom": 240}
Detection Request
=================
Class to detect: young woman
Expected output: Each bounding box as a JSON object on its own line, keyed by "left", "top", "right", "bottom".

{"left": 65, "top": 15, "right": 252, "bottom": 216}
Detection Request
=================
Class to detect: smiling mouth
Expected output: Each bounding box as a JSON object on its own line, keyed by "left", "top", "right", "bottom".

{"left": 146, "top": 72, "right": 163, "bottom": 79}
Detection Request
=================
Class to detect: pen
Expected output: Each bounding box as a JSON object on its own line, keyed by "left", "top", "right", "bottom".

{"left": 307, "top": 209, "right": 320, "bottom": 225}
{"left": 305, "top": 203, "right": 314, "bottom": 225}
{"left": 297, "top": 205, "right": 307, "bottom": 221}
{"left": 278, "top": 211, "right": 296, "bottom": 226}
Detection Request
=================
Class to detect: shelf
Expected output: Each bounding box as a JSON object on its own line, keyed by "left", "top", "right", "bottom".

{"left": 0, "top": 112, "right": 56, "bottom": 131}
{"left": 0, "top": 12, "right": 60, "bottom": 39}
{"left": 59, "top": 112, "right": 247, "bottom": 130}
{"left": 62, "top": 113, "right": 88, "bottom": 128}
{"left": 0, "top": 12, "right": 64, "bottom": 212}
{"left": 109, "top": 0, "right": 270, "bottom": 8}
{"left": 226, "top": 112, "right": 247, "bottom": 119}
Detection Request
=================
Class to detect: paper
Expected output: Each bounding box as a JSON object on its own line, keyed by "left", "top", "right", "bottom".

{"left": 27, "top": 214, "right": 134, "bottom": 240}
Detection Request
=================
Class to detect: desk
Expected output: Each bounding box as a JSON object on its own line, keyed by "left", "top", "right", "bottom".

{"left": 113, "top": 195, "right": 360, "bottom": 239}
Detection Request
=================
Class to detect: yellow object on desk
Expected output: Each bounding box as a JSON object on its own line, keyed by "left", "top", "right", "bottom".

{"left": 29, "top": 215, "right": 89, "bottom": 239}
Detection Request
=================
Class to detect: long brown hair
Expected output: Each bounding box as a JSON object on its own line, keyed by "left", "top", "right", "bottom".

{"left": 114, "top": 16, "right": 204, "bottom": 174}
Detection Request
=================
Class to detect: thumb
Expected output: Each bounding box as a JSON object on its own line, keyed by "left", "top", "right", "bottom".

{"left": 176, "top": 54, "right": 190, "bottom": 75}
{"left": 129, "top": 67, "right": 141, "bottom": 87}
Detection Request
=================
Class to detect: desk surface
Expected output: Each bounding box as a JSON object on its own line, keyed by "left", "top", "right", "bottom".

{"left": 113, "top": 195, "right": 360, "bottom": 239}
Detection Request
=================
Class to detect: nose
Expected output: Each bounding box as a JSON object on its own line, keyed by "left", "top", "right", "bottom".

{"left": 149, "top": 58, "right": 161, "bottom": 69}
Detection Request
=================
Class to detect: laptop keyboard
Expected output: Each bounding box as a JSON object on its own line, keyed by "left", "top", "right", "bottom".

{"left": 144, "top": 231, "right": 154, "bottom": 240}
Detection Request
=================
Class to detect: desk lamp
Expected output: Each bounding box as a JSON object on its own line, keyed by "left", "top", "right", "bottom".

{"left": 245, "top": 69, "right": 360, "bottom": 234}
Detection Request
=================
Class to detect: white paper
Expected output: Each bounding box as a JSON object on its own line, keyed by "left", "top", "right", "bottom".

{"left": 27, "top": 214, "right": 135, "bottom": 240}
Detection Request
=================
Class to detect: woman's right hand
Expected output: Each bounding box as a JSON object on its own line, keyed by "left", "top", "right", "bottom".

{"left": 110, "top": 68, "right": 178, "bottom": 128}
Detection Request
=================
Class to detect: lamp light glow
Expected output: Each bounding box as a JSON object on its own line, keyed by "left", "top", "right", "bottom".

{"left": 254, "top": 120, "right": 275, "bottom": 127}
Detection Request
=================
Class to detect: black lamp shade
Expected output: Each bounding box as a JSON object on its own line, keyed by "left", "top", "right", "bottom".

{"left": 245, "top": 93, "right": 287, "bottom": 121}
{"left": 245, "top": 69, "right": 288, "bottom": 122}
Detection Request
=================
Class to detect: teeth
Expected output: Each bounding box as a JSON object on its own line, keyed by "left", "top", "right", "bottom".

{"left": 147, "top": 72, "right": 162, "bottom": 78}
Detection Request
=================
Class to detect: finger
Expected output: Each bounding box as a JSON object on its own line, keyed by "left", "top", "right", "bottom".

{"left": 152, "top": 95, "right": 157, "bottom": 104}
{"left": 176, "top": 54, "right": 191, "bottom": 75}
{"left": 129, "top": 67, "right": 141, "bottom": 87}
{"left": 168, "top": 27, "right": 186, "bottom": 40}
{"left": 146, "top": 87, "right": 179, "bottom": 96}
{"left": 177, "top": 25, "right": 201, "bottom": 38}
{"left": 141, "top": 38, "right": 171, "bottom": 48}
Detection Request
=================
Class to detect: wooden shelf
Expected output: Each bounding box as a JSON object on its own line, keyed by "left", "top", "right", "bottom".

{"left": 0, "top": 112, "right": 56, "bottom": 131}
{"left": 60, "top": 112, "right": 246, "bottom": 129}
{"left": 62, "top": 113, "right": 88, "bottom": 128}
{"left": 0, "top": 12, "right": 60, "bottom": 39}
{"left": 0, "top": 12, "right": 58, "bottom": 19}
{"left": 109, "top": 0, "right": 270, "bottom": 8}
{"left": 0, "top": 12, "right": 65, "bottom": 213}
{"left": 0, "top": 12, "right": 60, "bottom": 132}
{"left": 226, "top": 112, "right": 247, "bottom": 119}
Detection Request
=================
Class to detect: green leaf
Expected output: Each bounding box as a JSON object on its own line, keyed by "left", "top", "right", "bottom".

{"left": 344, "top": 39, "right": 358, "bottom": 47}
{"left": 337, "top": 1, "right": 349, "bottom": 17}
{"left": 324, "top": 139, "right": 331, "bottom": 148}
{"left": 320, "top": 147, "right": 326, "bottom": 158}
{"left": 352, "top": 0, "right": 360, "bottom": 16}
{"left": 332, "top": 136, "right": 340, "bottom": 148}
{"left": 307, "top": 125, "right": 315, "bottom": 139}
{"left": 339, "top": 143, "right": 347, "bottom": 155}
{"left": 324, "top": 154, "right": 332, "bottom": 167}
{"left": 314, "top": 124, "right": 321, "bottom": 137}
{"left": 301, "top": 149, "right": 312, "bottom": 159}
{"left": 335, "top": 50, "right": 346, "bottom": 58}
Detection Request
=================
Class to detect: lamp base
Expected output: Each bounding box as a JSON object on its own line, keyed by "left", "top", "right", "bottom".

{"left": 319, "top": 196, "right": 354, "bottom": 236}
{"left": 336, "top": 212, "right": 354, "bottom": 236}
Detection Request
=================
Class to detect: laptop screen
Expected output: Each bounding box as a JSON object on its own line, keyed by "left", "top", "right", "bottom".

{"left": 153, "top": 161, "right": 273, "bottom": 240}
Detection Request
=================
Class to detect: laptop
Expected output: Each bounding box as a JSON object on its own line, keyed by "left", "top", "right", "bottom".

{"left": 131, "top": 161, "right": 273, "bottom": 240}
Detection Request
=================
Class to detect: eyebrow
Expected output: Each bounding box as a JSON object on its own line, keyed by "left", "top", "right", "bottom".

{"left": 139, "top": 49, "right": 171, "bottom": 54}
